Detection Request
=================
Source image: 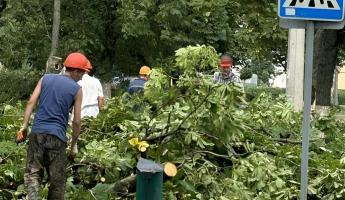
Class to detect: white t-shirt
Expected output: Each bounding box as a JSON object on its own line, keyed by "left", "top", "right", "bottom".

{"left": 78, "top": 74, "right": 104, "bottom": 118}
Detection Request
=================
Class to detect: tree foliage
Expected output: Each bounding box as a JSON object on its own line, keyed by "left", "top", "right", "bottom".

{"left": 2, "top": 46, "right": 345, "bottom": 199}
{"left": 0, "top": 67, "right": 42, "bottom": 104}
{"left": 0, "top": 0, "right": 287, "bottom": 81}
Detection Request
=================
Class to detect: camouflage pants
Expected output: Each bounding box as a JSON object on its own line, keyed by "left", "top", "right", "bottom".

{"left": 24, "top": 133, "right": 67, "bottom": 200}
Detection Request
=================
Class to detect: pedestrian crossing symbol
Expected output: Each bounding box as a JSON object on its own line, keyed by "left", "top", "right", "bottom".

{"left": 278, "top": 0, "right": 345, "bottom": 21}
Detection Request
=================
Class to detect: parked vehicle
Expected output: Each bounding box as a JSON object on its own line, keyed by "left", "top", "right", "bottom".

{"left": 112, "top": 74, "right": 135, "bottom": 86}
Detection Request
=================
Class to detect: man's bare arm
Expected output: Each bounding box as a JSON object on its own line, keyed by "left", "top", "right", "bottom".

{"left": 71, "top": 88, "right": 83, "bottom": 147}
{"left": 98, "top": 96, "right": 105, "bottom": 110}
{"left": 16, "top": 78, "right": 42, "bottom": 143}
{"left": 22, "top": 78, "right": 42, "bottom": 129}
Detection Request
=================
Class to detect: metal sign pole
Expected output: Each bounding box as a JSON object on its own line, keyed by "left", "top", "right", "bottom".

{"left": 279, "top": 1, "right": 345, "bottom": 199}
{"left": 300, "top": 21, "right": 314, "bottom": 200}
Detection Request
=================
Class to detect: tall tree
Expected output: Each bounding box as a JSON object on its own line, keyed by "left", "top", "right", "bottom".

{"left": 0, "top": 0, "right": 51, "bottom": 69}
{"left": 313, "top": 29, "right": 344, "bottom": 106}
{"left": 50, "top": 0, "right": 60, "bottom": 57}
{"left": 114, "top": 0, "right": 287, "bottom": 77}
{"left": 46, "top": 0, "right": 61, "bottom": 73}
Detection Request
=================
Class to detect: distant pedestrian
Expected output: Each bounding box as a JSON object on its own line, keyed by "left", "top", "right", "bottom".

{"left": 213, "top": 54, "right": 242, "bottom": 85}
{"left": 78, "top": 60, "right": 104, "bottom": 118}
{"left": 127, "top": 65, "right": 152, "bottom": 94}
{"left": 16, "top": 52, "right": 89, "bottom": 200}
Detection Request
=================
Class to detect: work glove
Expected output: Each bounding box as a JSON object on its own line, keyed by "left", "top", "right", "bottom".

{"left": 15, "top": 127, "right": 27, "bottom": 144}
{"left": 68, "top": 143, "right": 78, "bottom": 161}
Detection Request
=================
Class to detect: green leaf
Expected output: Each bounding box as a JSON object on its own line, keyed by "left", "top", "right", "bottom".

{"left": 178, "top": 180, "right": 196, "bottom": 193}
{"left": 91, "top": 183, "right": 114, "bottom": 200}
{"left": 4, "top": 170, "right": 14, "bottom": 179}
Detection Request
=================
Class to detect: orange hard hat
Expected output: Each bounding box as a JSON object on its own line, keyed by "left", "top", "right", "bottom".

{"left": 220, "top": 55, "right": 233, "bottom": 68}
{"left": 63, "top": 52, "right": 89, "bottom": 71}
{"left": 139, "top": 65, "right": 151, "bottom": 75}
{"left": 85, "top": 59, "right": 92, "bottom": 72}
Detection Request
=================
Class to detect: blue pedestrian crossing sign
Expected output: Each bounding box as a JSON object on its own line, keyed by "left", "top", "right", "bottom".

{"left": 278, "top": 0, "right": 345, "bottom": 21}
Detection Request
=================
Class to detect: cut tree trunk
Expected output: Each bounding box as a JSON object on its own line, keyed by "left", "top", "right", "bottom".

{"left": 312, "top": 29, "right": 340, "bottom": 106}
{"left": 164, "top": 162, "right": 177, "bottom": 177}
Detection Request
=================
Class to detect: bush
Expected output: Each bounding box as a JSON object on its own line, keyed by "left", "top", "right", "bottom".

{"left": 338, "top": 89, "right": 345, "bottom": 105}
{"left": 0, "top": 69, "right": 42, "bottom": 104}
{"left": 111, "top": 80, "right": 130, "bottom": 97}
{"left": 244, "top": 86, "right": 285, "bottom": 101}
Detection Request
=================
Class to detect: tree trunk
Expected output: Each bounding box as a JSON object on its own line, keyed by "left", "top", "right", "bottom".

{"left": 312, "top": 29, "right": 340, "bottom": 106}
{"left": 46, "top": 0, "right": 61, "bottom": 73}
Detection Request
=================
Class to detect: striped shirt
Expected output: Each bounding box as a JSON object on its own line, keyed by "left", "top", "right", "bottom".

{"left": 213, "top": 71, "right": 242, "bottom": 85}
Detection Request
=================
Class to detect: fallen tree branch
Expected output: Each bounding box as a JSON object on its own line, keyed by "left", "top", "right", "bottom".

{"left": 144, "top": 86, "right": 213, "bottom": 142}
{"left": 109, "top": 174, "right": 136, "bottom": 194}
{"left": 269, "top": 137, "right": 305, "bottom": 144}
{"left": 82, "top": 127, "right": 114, "bottom": 136}
{"left": 67, "top": 161, "right": 104, "bottom": 171}
{"left": 268, "top": 135, "right": 322, "bottom": 144}
{"left": 251, "top": 126, "right": 322, "bottom": 144}
{"left": 193, "top": 150, "right": 234, "bottom": 160}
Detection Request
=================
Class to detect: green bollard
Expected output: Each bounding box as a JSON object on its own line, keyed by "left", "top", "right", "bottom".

{"left": 136, "top": 158, "right": 164, "bottom": 200}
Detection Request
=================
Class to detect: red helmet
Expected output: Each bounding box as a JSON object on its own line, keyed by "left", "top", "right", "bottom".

{"left": 85, "top": 59, "right": 92, "bottom": 72}
{"left": 220, "top": 55, "right": 233, "bottom": 68}
{"left": 63, "top": 52, "right": 89, "bottom": 71}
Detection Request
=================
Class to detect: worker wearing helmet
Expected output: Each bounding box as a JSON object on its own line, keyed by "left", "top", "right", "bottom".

{"left": 213, "top": 54, "right": 242, "bottom": 84}
{"left": 127, "top": 65, "right": 152, "bottom": 94}
{"left": 78, "top": 59, "right": 105, "bottom": 118}
{"left": 16, "top": 52, "right": 89, "bottom": 200}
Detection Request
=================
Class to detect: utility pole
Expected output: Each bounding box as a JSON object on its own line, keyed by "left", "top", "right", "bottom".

{"left": 286, "top": 29, "right": 305, "bottom": 111}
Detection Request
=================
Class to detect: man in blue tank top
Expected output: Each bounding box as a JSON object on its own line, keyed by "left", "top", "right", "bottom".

{"left": 15, "top": 52, "right": 90, "bottom": 200}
